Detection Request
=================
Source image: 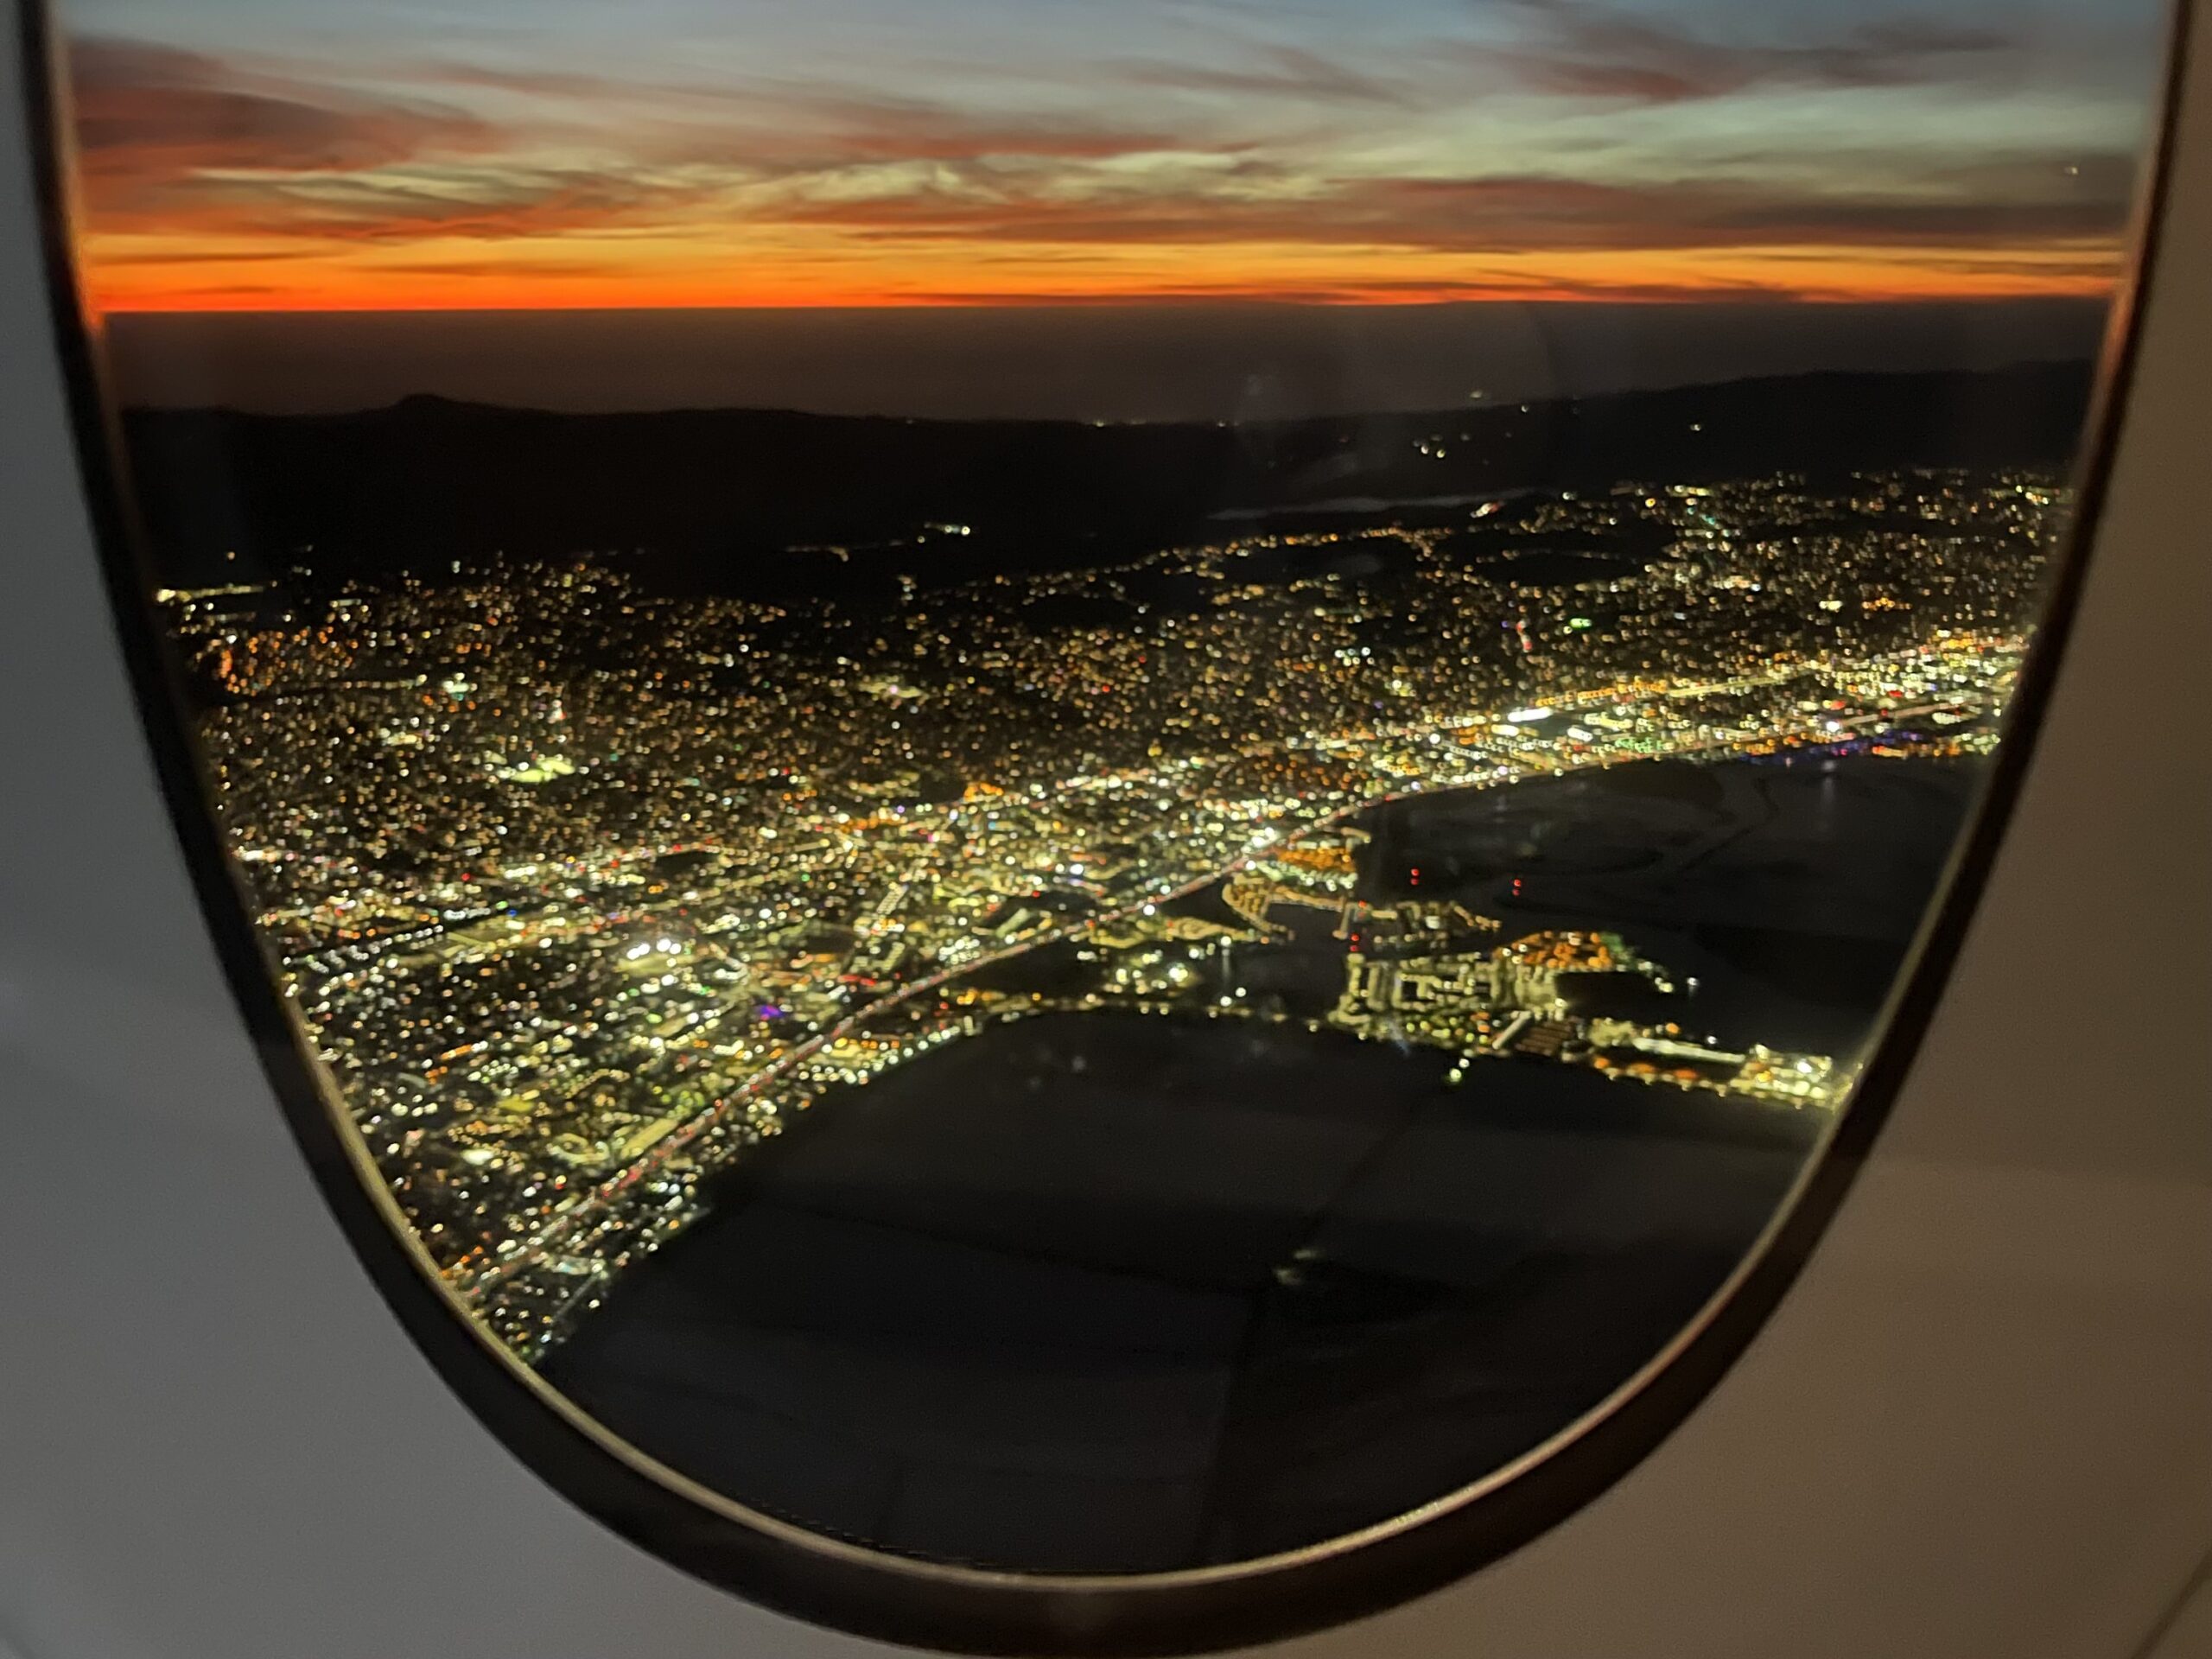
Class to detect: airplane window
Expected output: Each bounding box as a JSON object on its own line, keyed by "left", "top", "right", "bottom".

{"left": 34, "top": 0, "right": 2175, "bottom": 1645}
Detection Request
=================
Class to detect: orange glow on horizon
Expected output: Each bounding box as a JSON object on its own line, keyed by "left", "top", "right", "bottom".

{"left": 55, "top": 10, "right": 2150, "bottom": 323}
{"left": 77, "top": 239, "right": 2122, "bottom": 315}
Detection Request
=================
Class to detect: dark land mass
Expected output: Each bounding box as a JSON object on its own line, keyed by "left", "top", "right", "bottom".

{"left": 121, "top": 359, "right": 2091, "bottom": 595}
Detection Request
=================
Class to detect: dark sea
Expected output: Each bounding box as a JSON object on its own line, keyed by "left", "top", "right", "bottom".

{"left": 544, "top": 755, "right": 1983, "bottom": 1571}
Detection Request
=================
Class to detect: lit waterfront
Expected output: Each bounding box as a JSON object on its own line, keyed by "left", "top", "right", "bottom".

{"left": 159, "top": 467, "right": 2063, "bottom": 1355}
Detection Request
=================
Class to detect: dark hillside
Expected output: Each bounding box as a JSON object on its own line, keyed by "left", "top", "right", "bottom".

{"left": 118, "top": 359, "right": 2094, "bottom": 593}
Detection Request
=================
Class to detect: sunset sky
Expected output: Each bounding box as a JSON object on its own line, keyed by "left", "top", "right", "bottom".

{"left": 60, "top": 0, "right": 2166, "bottom": 314}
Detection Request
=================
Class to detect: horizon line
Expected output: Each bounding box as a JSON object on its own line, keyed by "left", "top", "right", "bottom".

{"left": 114, "top": 354, "right": 2097, "bottom": 423}
{"left": 91, "top": 290, "right": 2121, "bottom": 321}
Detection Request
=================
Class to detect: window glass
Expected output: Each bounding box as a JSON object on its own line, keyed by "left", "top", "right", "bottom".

{"left": 54, "top": 0, "right": 2167, "bottom": 1599}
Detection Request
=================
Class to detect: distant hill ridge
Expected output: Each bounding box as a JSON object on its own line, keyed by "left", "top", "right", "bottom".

{"left": 118, "top": 359, "right": 2094, "bottom": 592}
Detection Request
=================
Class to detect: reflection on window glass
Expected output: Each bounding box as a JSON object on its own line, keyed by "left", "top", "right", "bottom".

{"left": 63, "top": 0, "right": 2162, "bottom": 1582}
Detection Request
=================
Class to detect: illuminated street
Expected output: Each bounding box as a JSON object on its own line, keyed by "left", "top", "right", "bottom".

{"left": 159, "top": 467, "right": 2063, "bottom": 1355}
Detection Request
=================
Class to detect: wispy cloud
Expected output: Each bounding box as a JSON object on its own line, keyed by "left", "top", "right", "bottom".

{"left": 760, "top": 153, "right": 2133, "bottom": 257}
{"left": 1477, "top": 1, "right": 2014, "bottom": 105}
{"left": 70, "top": 35, "right": 495, "bottom": 219}
{"left": 58, "top": 8, "right": 2149, "bottom": 311}
{"left": 663, "top": 88, "right": 1202, "bottom": 166}
{"left": 1119, "top": 44, "right": 1414, "bottom": 106}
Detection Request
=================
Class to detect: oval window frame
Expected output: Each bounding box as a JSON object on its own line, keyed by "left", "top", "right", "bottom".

{"left": 15, "top": 2, "right": 2192, "bottom": 1648}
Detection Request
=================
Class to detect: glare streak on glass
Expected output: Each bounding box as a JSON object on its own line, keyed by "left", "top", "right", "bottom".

{"left": 62, "top": 0, "right": 2164, "bottom": 1588}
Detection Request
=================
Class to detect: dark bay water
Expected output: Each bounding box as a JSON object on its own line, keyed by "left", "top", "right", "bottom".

{"left": 546, "top": 756, "right": 1978, "bottom": 1571}
{"left": 1359, "top": 753, "right": 1985, "bottom": 1056}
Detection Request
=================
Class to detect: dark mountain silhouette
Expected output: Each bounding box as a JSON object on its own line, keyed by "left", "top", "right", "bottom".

{"left": 117, "top": 359, "right": 2095, "bottom": 594}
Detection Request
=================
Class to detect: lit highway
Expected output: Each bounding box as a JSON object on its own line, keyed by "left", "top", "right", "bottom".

{"left": 158, "top": 467, "right": 2064, "bottom": 1355}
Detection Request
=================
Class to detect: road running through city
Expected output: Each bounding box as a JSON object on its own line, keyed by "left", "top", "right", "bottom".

{"left": 460, "top": 647, "right": 1982, "bottom": 1300}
